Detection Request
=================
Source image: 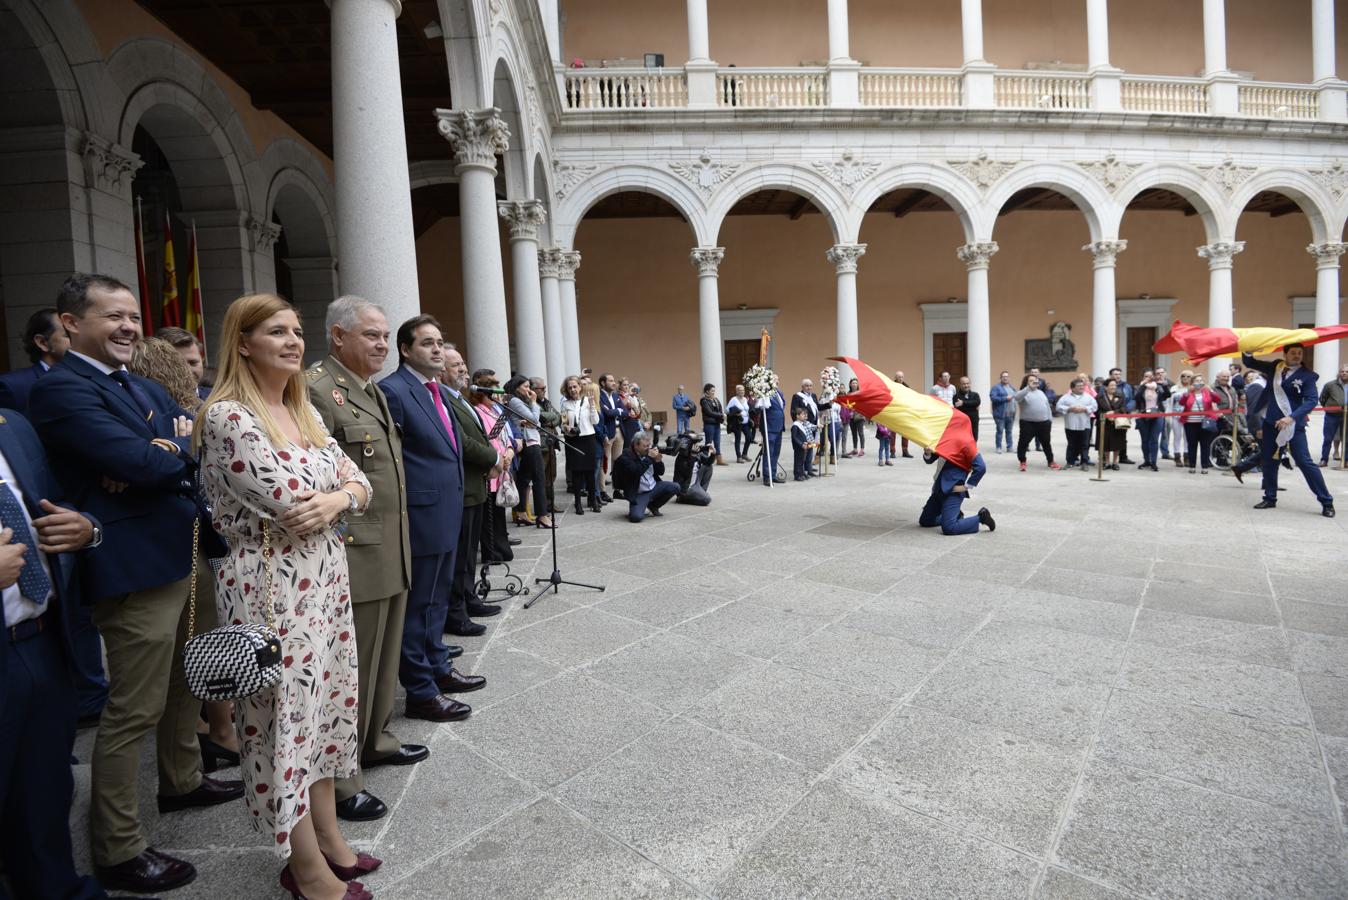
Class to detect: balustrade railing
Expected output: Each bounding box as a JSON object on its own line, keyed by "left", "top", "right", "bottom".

{"left": 716, "top": 68, "right": 828, "bottom": 108}
{"left": 563, "top": 68, "right": 688, "bottom": 110}
{"left": 1238, "top": 83, "right": 1319, "bottom": 119}
{"left": 859, "top": 69, "right": 962, "bottom": 107}
{"left": 1120, "top": 76, "right": 1210, "bottom": 114}
{"left": 993, "top": 71, "right": 1091, "bottom": 110}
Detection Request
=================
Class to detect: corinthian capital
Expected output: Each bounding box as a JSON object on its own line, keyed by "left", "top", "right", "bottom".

{"left": 248, "top": 217, "right": 284, "bottom": 253}
{"left": 1197, "top": 241, "right": 1245, "bottom": 270}
{"left": 436, "top": 108, "right": 510, "bottom": 172}
{"left": 82, "top": 133, "right": 142, "bottom": 194}
{"left": 1083, "top": 240, "right": 1128, "bottom": 267}
{"left": 1307, "top": 242, "right": 1348, "bottom": 268}
{"left": 538, "top": 247, "right": 563, "bottom": 278}
{"left": 690, "top": 247, "right": 725, "bottom": 276}
{"left": 556, "top": 250, "right": 581, "bottom": 280}
{"left": 956, "top": 242, "right": 999, "bottom": 271}
{"left": 826, "top": 243, "right": 867, "bottom": 274}
{"left": 498, "top": 199, "right": 547, "bottom": 241}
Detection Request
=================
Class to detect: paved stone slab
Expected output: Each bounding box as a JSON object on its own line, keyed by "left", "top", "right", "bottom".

{"left": 843, "top": 594, "right": 993, "bottom": 649}
{"left": 1023, "top": 567, "right": 1147, "bottom": 607}
{"left": 581, "top": 631, "right": 762, "bottom": 711}
{"left": 1117, "top": 642, "right": 1310, "bottom": 726}
{"left": 1300, "top": 672, "right": 1348, "bottom": 737}
{"left": 672, "top": 599, "right": 828, "bottom": 659}
{"left": 1321, "top": 735, "right": 1348, "bottom": 823}
{"left": 595, "top": 580, "right": 740, "bottom": 629}
{"left": 776, "top": 622, "right": 949, "bottom": 698}
{"left": 1129, "top": 607, "right": 1291, "bottom": 669}
{"left": 994, "top": 589, "right": 1139, "bottom": 639}
{"left": 1149, "top": 559, "right": 1272, "bottom": 596}
{"left": 463, "top": 645, "right": 566, "bottom": 710}
{"left": 1142, "top": 580, "right": 1278, "bottom": 625}
{"left": 1281, "top": 598, "right": 1348, "bottom": 637}
{"left": 502, "top": 606, "right": 658, "bottom": 667}
{"left": 1288, "top": 629, "right": 1348, "bottom": 677}
{"left": 963, "top": 620, "right": 1128, "bottom": 684}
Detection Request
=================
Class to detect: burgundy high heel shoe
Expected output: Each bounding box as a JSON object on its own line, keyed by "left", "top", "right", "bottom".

{"left": 280, "top": 864, "right": 373, "bottom": 900}
{"left": 324, "top": 850, "right": 383, "bottom": 880}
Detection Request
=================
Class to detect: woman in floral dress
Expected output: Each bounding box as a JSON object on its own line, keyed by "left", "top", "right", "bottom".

{"left": 195, "top": 293, "right": 378, "bottom": 900}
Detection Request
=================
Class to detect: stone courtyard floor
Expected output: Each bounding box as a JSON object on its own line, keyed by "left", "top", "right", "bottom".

{"left": 74, "top": 437, "right": 1348, "bottom": 898}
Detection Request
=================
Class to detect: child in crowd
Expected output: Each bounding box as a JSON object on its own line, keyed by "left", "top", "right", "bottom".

{"left": 790, "top": 406, "right": 818, "bottom": 480}
{"left": 875, "top": 423, "right": 894, "bottom": 466}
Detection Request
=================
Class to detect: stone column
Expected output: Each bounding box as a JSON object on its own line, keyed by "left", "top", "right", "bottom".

{"left": 685, "top": 0, "right": 717, "bottom": 107}
{"left": 542, "top": 0, "right": 561, "bottom": 65}
{"left": 557, "top": 250, "right": 582, "bottom": 376}
{"left": 686, "top": 0, "right": 710, "bottom": 62}
{"left": 1308, "top": 242, "right": 1346, "bottom": 377}
{"left": 960, "top": 0, "right": 995, "bottom": 108}
{"left": 1313, "top": 0, "right": 1347, "bottom": 121}
{"left": 826, "top": 0, "right": 860, "bottom": 105}
{"left": 284, "top": 256, "right": 338, "bottom": 365}
{"left": 498, "top": 199, "right": 548, "bottom": 379}
{"left": 957, "top": 242, "right": 998, "bottom": 399}
{"left": 1084, "top": 240, "right": 1127, "bottom": 376}
{"left": 691, "top": 247, "right": 726, "bottom": 396}
{"left": 827, "top": 243, "right": 865, "bottom": 381}
{"left": 1202, "top": 0, "right": 1238, "bottom": 114}
{"left": 538, "top": 248, "right": 567, "bottom": 401}
{"left": 1198, "top": 241, "right": 1244, "bottom": 380}
{"left": 437, "top": 108, "right": 512, "bottom": 377}
{"left": 331, "top": 0, "right": 421, "bottom": 345}
{"left": 1086, "top": 0, "right": 1121, "bottom": 111}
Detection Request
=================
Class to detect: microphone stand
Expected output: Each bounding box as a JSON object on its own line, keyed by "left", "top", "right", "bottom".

{"left": 494, "top": 398, "right": 605, "bottom": 608}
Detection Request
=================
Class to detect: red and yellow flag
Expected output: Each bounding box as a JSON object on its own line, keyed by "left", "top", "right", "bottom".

{"left": 161, "top": 210, "right": 181, "bottom": 328}
{"left": 184, "top": 221, "right": 205, "bottom": 359}
{"left": 832, "top": 356, "right": 978, "bottom": 470}
{"left": 1154, "top": 320, "right": 1348, "bottom": 364}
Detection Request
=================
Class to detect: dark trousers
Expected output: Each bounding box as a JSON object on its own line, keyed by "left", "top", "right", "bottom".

{"left": 70, "top": 601, "right": 107, "bottom": 719}
{"left": 1138, "top": 418, "right": 1163, "bottom": 466}
{"left": 704, "top": 424, "right": 721, "bottom": 456}
{"left": 449, "top": 501, "right": 484, "bottom": 629}
{"left": 1184, "top": 422, "right": 1215, "bottom": 469}
{"left": 762, "top": 429, "right": 783, "bottom": 482}
{"left": 514, "top": 444, "right": 548, "bottom": 518}
{"left": 792, "top": 442, "right": 810, "bottom": 479}
{"left": 1260, "top": 423, "right": 1333, "bottom": 505}
{"left": 1065, "top": 428, "right": 1091, "bottom": 466}
{"left": 1, "top": 625, "right": 104, "bottom": 900}
{"left": 480, "top": 501, "right": 510, "bottom": 563}
{"left": 1016, "top": 420, "right": 1054, "bottom": 463}
{"left": 571, "top": 466, "right": 598, "bottom": 505}
{"left": 626, "top": 481, "right": 680, "bottom": 522}
{"left": 918, "top": 487, "right": 978, "bottom": 535}
{"left": 730, "top": 423, "right": 748, "bottom": 459}
{"left": 849, "top": 419, "right": 865, "bottom": 451}
{"left": 401, "top": 551, "right": 456, "bottom": 702}
{"left": 1322, "top": 414, "right": 1343, "bottom": 461}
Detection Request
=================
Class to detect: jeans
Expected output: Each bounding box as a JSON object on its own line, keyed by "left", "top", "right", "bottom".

{"left": 627, "top": 481, "right": 680, "bottom": 521}
{"left": 704, "top": 423, "right": 721, "bottom": 456}
{"left": 994, "top": 415, "right": 1015, "bottom": 451}
{"left": 1322, "top": 414, "right": 1343, "bottom": 461}
{"left": 877, "top": 438, "right": 891, "bottom": 463}
{"left": 1138, "top": 418, "right": 1162, "bottom": 466}
{"left": 1016, "top": 420, "right": 1054, "bottom": 463}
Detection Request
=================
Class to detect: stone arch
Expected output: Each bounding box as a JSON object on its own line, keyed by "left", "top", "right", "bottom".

{"left": 1111, "top": 164, "right": 1230, "bottom": 243}
{"left": 553, "top": 164, "right": 710, "bottom": 248}
{"left": 489, "top": 53, "right": 529, "bottom": 200}
{"left": 531, "top": 152, "right": 554, "bottom": 246}
{"left": 435, "top": 0, "right": 492, "bottom": 109}
{"left": 706, "top": 163, "right": 849, "bottom": 245}
{"left": 263, "top": 155, "right": 337, "bottom": 363}
{"left": 850, "top": 163, "right": 982, "bottom": 243}
{"left": 983, "top": 162, "right": 1112, "bottom": 243}
{"left": 1229, "top": 170, "right": 1334, "bottom": 244}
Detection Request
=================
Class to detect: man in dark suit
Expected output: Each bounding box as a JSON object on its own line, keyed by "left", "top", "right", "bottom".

{"left": 307, "top": 297, "right": 421, "bottom": 823}
{"left": 1242, "top": 345, "right": 1335, "bottom": 516}
{"left": 790, "top": 378, "right": 820, "bottom": 424}
{"left": 443, "top": 347, "right": 509, "bottom": 637}
{"left": 0, "top": 409, "right": 105, "bottom": 900}
{"left": 755, "top": 388, "right": 787, "bottom": 485}
{"left": 598, "top": 373, "right": 621, "bottom": 500}
{"left": 0, "top": 308, "right": 69, "bottom": 412}
{"left": 381, "top": 316, "right": 485, "bottom": 723}
{"left": 612, "top": 432, "right": 680, "bottom": 522}
{"left": 952, "top": 376, "right": 981, "bottom": 440}
{"left": 920, "top": 449, "right": 995, "bottom": 534}
{"left": 28, "top": 273, "right": 241, "bottom": 894}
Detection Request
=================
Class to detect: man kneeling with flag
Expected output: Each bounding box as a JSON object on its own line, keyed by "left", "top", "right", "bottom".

{"left": 921, "top": 448, "right": 995, "bottom": 535}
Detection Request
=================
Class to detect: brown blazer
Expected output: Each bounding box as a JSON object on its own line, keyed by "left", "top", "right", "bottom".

{"left": 307, "top": 355, "right": 411, "bottom": 602}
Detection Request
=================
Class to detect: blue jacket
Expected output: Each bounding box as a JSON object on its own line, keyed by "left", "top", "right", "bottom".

{"left": 1118, "top": 381, "right": 1136, "bottom": 412}
{"left": 599, "top": 390, "right": 623, "bottom": 439}
{"left": 379, "top": 365, "right": 465, "bottom": 558}
{"left": 759, "top": 390, "right": 786, "bottom": 435}
{"left": 927, "top": 450, "right": 987, "bottom": 496}
{"left": 0, "top": 363, "right": 45, "bottom": 413}
{"left": 989, "top": 383, "right": 1015, "bottom": 418}
{"left": 1242, "top": 354, "right": 1319, "bottom": 429}
{"left": 28, "top": 353, "right": 221, "bottom": 599}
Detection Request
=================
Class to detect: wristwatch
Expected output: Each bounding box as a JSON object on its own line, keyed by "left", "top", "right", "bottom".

{"left": 88, "top": 524, "right": 103, "bottom": 549}
{"left": 341, "top": 488, "right": 359, "bottom": 513}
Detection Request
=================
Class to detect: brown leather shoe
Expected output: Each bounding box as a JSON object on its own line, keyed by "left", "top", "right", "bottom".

{"left": 435, "top": 670, "right": 487, "bottom": 694}
{"left": 405, "top": 694, "right": 472, "bottom": 722}
{"left": 157, "top": 775, "right": 245, "bottom": 813}
{"left": 96, "top": 847, "right": 196, "bottom": 893}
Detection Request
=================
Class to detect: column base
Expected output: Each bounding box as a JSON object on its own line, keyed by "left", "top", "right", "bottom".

{"left": 1088, "top": 65, "right": 1122, "bottom": 113}
{"left": 1206, "top": 71, "right": 1240, "bottom": 116}
{"left": 828, "top": 59, "right": 860, "bottom": 108}
{"left": 685, "top": 61, "right": 719, "bottom": 110}
{"left": 1315, "top": 78, "right": 1347, "bottom": 122}
{"left": 961, "top": 61, "right": 996, "bottom": 109}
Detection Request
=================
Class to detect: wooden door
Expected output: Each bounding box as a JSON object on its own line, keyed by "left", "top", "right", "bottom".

{"left": 723, "top": 339, "right": 760, "bottom": 390}
{"left": 932, "top": 331, "right": 968, "bottom": 381}
{"left": 1126, "top": 326, "right": 1156, "bottom": 380}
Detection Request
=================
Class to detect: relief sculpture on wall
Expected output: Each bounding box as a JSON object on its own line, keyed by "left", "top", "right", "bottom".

{"left": 1025, "top": 321, "right": 1078, "bottom": 372}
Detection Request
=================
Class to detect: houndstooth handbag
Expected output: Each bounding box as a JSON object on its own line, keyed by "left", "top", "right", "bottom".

{"left": 182, "top": 517, "right": 284, "bottom": 702}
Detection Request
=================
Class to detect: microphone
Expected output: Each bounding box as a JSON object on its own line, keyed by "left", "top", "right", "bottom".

{"left": 475, "top": 385, "right": 509, "bottom": 395}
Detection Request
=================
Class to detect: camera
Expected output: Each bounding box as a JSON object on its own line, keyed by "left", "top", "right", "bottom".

{"left": 667, "top": 432, "right": 714, "bottom": 505}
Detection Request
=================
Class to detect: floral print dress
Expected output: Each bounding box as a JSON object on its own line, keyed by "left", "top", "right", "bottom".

{"left": 199, "top": 401, "right": 371, "bottom": 858}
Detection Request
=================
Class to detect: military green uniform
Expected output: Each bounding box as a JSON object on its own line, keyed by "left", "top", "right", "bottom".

{"left": 307, "top": 355, "right": 412, "bottom": 801}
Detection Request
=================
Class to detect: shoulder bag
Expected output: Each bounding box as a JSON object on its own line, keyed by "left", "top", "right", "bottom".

{"left": 496, "top": 469, "right": 521, "bottom": 507}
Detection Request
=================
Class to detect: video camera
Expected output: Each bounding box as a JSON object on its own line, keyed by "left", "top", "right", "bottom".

{"left": 665, "top": 432, "right": 715, "bottom": 505}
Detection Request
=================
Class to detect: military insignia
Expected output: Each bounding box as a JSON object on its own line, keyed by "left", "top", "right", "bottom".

{"left": 363, "top": 445, "right": 374, "bottom": 457}
{"left": 332, "top": 389, "right": 345, "bottom": 406}
{"left": 0, "top": 414, "right": 7, "bottom": 424}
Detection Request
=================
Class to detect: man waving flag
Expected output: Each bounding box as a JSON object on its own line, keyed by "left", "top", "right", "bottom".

{"left": 1154, "top": 320, "right": 1348, "bottom": 364}
{"left": 832, "top": 356, "right": 977, "bottom": 470}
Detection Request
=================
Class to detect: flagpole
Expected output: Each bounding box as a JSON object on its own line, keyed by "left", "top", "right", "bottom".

{"left": 134, "top": 196, "right": 154, "bottom": 336}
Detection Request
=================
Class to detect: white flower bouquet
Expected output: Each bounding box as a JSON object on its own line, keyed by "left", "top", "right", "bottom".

{"left": 819, "top": 365, "right": 842, "bottom": 403}
{"left": 743, "top": 364, "right": 779, "bottom": 400}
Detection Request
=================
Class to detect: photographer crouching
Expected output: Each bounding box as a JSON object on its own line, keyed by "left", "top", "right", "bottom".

{"left": 667, "top": 430, "right": 715, "bottom": 505}
{"left": 612, "top": 431, "right": 681, "bottom": 522}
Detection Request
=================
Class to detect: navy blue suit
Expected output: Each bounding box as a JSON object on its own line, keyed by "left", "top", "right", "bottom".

{"left": 599, "top": 390, "right": 623, "bottom": 440}
{"left": 920, "top": 451, "right": 987, "bottom": 535}
{"left": 758, "top": 391, "right": 786, "bottom": 484}
{"left": 380, "top": 365, "right": 466, "bottom": 702}
{"left": 0, "top": 363, "right": 45, "bottom": 413}
{"left": 1242, "top": 354, "right": 1333, "bottom": 507}
{"left": 0, "top": 410, "right": 104, "bottom": 900}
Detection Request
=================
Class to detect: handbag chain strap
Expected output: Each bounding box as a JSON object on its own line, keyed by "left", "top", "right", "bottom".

{"left": 186, "top": 514, "right": 277, "bottom": 641}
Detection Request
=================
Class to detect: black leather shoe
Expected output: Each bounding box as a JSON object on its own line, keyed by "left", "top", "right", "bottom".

{"left": 600, "top": 492, "right": 613, "bottom": 503}
{"left": 405, "top": 694, "right": 472, "bottom": 722}
{"left": 96, "top": 848, "right": 196, "bottom": 893}
{"left": 1253, "top": 499, "right": 1277, "bottom": 509}
{"left": 978, "top": 507, "right": 996, "bottom": 532}
{"left": 1232, "top": 466, "right": 1244, "bottom": 484}
{"left": 436, "top": 670, "right": 487, "bottom": 693}
{"left": 446, "top": 644, "right": 464, "bottom": 658}
{"left": 507, "top": 536, "right": 522, "bottom": 546}
{"left": 1281, "top": 456, "right": 1294, "bottom": 470}
{"left": 157, "top": 775, "right": 244, "bottom": 813}
{"left": 198, "top": 733, "right": 240, "bottom": 773}
{"left": 1324, "top": 505, "right": 1336, "bottom": 518}
{"left": 446, "top": 620, "right": 486, "bottom": 637}
{"left": 466, "top": 602, "right": 501, "bottom": 618}
{"left": 365, "top": 743, "right": 430, "bottom": 769}
{"left": 334, "top": 790, "right": 388, "bottom": 822}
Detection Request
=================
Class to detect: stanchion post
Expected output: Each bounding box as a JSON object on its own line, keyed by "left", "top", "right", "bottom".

{"left": 1092, "top": 412, "right": 1109, "bottom": 482}
{"left": 1339, "top": 404, "right": 1347, "bottom": 471}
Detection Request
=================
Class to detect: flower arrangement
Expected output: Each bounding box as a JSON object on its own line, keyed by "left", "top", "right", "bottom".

{"left": 743, "top": 364, "right": 779, "bottom": 400}
{"left": 819, "top": 365, "right": 842, "bottom": 403}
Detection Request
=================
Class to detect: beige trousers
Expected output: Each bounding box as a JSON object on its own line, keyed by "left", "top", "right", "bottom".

{"left": 334, "top": 589, "right": 408, "bottom": 801}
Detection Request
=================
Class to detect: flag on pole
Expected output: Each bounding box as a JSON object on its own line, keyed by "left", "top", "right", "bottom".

{"left": 831, "top": 356, "right": 978, "bottom": 470}
{"left": 133, "top": 197, "right": 154, "bottom": 336}
{"left": 185, "top": 220, "right": 206, "bottom": 361}
{"left": 1154, "top": 320, "right": 1348, "bottom": 364}
{"left": 161, "top": 210, "right": 181, "bottom": 328}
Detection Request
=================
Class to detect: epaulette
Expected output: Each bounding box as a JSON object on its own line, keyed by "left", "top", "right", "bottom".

{"left": 305, "top": 365, "right": 325, "bottom": 382}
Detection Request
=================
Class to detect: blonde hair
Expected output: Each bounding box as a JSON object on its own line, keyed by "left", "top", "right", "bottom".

{"left": 192, "top": 293, "right": 328, "bottom": 452}
{"left": 131, "top": 336, "right": 200, "bottom": 411}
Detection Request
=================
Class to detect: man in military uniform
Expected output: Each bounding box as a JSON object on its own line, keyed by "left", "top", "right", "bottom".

{"left": 306, "top": 296, "right": 426, "bottom": 822}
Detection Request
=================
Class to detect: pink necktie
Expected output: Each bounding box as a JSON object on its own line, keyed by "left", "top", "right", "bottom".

{"left": 425, "top": 381, "right": 459, "bottom": 453}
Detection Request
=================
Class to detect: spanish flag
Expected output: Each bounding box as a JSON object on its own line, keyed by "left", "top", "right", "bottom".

{"left": 832, "top": 356, "right": 977, "bottom": 470}
{"left": 184, "top": 221, "right": 206, "bottom": 360}
{"left": 161, "top": 210, "right": 181, "bottom": 328}
{"left": 1154, "top": 320, "right": 1348, "bottom": 364}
